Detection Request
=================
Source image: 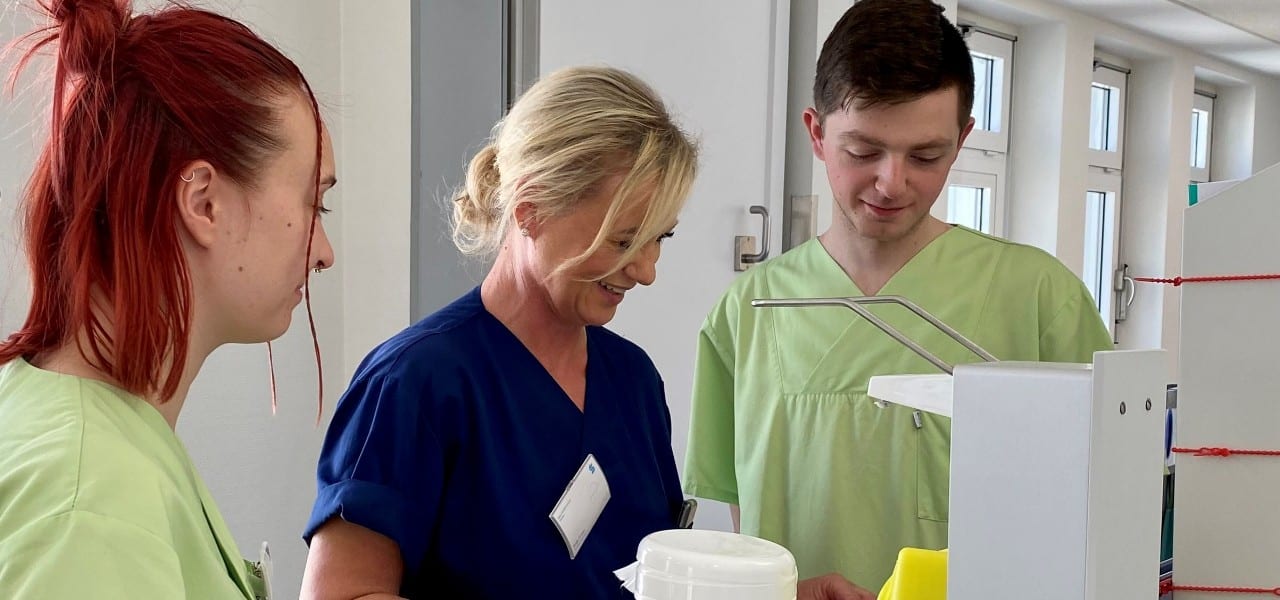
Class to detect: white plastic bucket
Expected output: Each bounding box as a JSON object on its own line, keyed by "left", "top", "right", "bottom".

{"left": 632, "top": 529, "right": 797, "bottom": 600}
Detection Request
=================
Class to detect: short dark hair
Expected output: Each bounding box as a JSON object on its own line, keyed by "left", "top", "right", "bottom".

{"left": 814, "top": 0, "right": 975, "bottom": 128}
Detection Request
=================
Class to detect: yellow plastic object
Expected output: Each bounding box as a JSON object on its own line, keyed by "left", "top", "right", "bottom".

{"left": 878, "top": 547, "right": 948, "bottom": 600}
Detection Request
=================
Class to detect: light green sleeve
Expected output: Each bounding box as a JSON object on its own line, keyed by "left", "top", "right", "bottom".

{"left": 682, "top": 316, "right": 740, "bottom": 506}
{"left": 0, "top": 510, "right": 186, "bottom": 599}
{"left": 1040, "top": 278, "right": 1114, "bottom": 363}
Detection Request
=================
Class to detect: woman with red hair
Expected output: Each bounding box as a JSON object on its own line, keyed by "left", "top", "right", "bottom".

{"left": 0, "top": 0, "right": 336, "bottom": 597}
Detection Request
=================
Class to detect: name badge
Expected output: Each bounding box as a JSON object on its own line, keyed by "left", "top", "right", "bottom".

{"left": 549, "top": 453, "right": 611, "bottom": 559}
{"left": 257, "top": 542, "right": 273, "bottom": 600}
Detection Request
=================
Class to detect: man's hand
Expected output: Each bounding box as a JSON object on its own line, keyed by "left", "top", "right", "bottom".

{"left": 796, "top": 573, "right": 877, "bottom": 600}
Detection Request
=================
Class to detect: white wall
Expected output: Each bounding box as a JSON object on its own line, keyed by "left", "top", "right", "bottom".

{"left": 1120, "top": 56, "right": 1193, "bottom": 376}
{"left": 0, "top": 7, "right": 42, "bottom": 344}
{"left": 337, "top": 1, "right": 414, "bottom": 380}
{"left": 1251, "top": 78, "right": 1280, "bottom": 174}
{"left": 410, "top": 1, "right": 500, "bottom": 319}
{"left": 1210, "top": 83, "right": 1255, "bottom": 182}
{"left": 1004, "top": 20, "right": 1093, "bottom": 275}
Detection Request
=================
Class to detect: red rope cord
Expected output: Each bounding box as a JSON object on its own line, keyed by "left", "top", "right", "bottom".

{"left": 1161, "top": 579, "right": 1280, "bottom": 596}
{"left": 1135, "top": 274, "right": 1280, "bottom": 286}
{"left": 1172, "top": 446, "right": 1280, "bottom": 458}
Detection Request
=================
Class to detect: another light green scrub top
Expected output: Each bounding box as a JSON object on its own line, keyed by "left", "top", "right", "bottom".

{"left": 0, "top": 358, "right": 266, "bottom": 599}
{"left": 683, "top": 227, "right": 1113, "bottom": 590}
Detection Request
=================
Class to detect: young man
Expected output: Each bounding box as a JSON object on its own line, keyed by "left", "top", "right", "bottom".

{"left": 683, "top": 0, "right": 1112, "bottom": 591}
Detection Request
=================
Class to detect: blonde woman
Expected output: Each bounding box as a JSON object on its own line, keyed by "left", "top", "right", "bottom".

{"left": 300, "top": 66, "right": 698, "bottom": 599}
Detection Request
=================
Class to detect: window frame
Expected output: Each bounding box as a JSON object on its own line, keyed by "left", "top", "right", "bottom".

{"left": 944, "top": 169, "right": 997, "bottom": 234}
{"left": 1190, "top": 91, "right": 1214, "bottom": 183}
{"left": 1083, "top": 168, "right": 1123, "bottom": 338}
{"left": 1088, "top": 63, "right": 1127, "bottom": 170}
{"left": 935, "top": 148, "right": 1008, "bottom": 237}
{"left": 963, "top": 30, "right": 1014, "bottom": 154}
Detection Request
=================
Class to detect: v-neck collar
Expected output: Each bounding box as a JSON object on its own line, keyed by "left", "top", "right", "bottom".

{"left": 477, "top": 295, "right": 598, "bottom": 419}
{"left": 812, "top": 225, "right": 963, "bottom": 296}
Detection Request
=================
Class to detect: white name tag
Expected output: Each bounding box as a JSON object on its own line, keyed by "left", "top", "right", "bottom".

{"left": 258, "top": 542, "right": 273, "bottom": 600}
{"left": 549, "top": 453, "right": 611, "bottom": 559}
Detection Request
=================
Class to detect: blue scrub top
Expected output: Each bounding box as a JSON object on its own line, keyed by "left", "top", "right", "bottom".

{"left": 305, "top": 288, "right": 684, "bottom": 598}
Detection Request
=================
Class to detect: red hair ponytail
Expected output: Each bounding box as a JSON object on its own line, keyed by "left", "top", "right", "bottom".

{"left": 2, "top": 0, "right": 326, "bottom": 407}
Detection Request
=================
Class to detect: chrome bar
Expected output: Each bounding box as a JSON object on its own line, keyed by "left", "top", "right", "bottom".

{"left": 750, "top": 296, "right": 998, "bottom": 374}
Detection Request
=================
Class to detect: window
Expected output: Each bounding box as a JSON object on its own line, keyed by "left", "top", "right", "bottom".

{"left": 1190, "top": 91, "right": 1214, "bottom": 182}
{"left": 1089, "top": 84, "right": 1119, "bottom": 152}
{"left": 962, "top": 28, "right": 1013, "bottom": 153}
{"left": 1088, "top": 62, "right": 1127, "bottom": 170}
{"left": 1083, "top": 170, "right": 1122, "bottom": 338}
{"left": 945, "top": 171, "right": 997, "bottom": 233}
{"left": 1084, "top": 57, "right": 1128, "bottom": 338}
{"left": 948, "top": 186, "right": 988, "bottom": 231}
{"left": 972, "top": 54, "right": 996, "bottom": 131}
{"left": 938, "top": 24, "right": 1015, "bottom": 237}
{"left": 1190, "top": 109, "right": 1207, "bottom": 167}
{"left": 1082, "top": 190, "right": 1113, "bottom": 312}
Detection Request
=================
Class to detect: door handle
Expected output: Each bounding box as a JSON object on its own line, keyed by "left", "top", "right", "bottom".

{"left": 734, "top": 205, "right": 771, "bottom": 271}
{"left": 1114, "top": 264, "right": 1135, "bottom": 322}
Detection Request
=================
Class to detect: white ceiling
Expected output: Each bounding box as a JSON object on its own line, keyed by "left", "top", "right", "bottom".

{"left": 1178, "top": 0, "right": 1280, "bottom": 43}
{"left": 1043, "top": 0, "right": 1280, "bottom": 76}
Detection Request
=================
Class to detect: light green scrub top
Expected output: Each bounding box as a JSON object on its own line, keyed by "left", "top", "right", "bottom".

{"left": 683, "top": 227, "right": 1113, "bottom": 589}
{"left": 0, "top": 358, "right": 266, "bottom": 599}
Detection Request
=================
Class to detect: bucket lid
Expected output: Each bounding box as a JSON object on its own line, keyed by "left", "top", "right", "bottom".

{"left": 636, "top": 529, "right": 797, "bottom": 586}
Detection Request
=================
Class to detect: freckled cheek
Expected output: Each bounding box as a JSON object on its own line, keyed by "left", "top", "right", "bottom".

{"left": 289, "top": 217, "right": 316, "bottom": 254}
{"left": 831, "top": 161, "right": 864, "bottom": 182}
{"left": 829, "top": 168, "right": 870, "bottom": 199}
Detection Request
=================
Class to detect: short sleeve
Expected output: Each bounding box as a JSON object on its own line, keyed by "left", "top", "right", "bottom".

{"left": 682, "top": 309, "right": 741, "bottom": 506}
{"left": 304, "top": 355, "right": 444, "bottom": 569}
{"left": 1040, "top": 276, "right": 1114, "bottom": 363}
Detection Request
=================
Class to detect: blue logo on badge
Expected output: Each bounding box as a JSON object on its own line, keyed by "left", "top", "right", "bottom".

{"left": 588, "top": 464, "right": 596, "bottom": 474}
